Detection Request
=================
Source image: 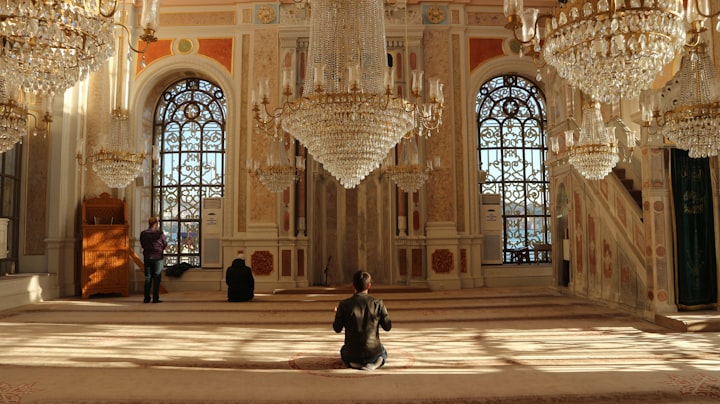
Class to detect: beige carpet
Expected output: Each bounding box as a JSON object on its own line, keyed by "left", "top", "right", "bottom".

{"left": 0, "top": 286, "right": 719, "bottom": 403}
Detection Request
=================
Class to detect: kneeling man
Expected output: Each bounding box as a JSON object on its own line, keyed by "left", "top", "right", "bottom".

{"left": 333, "top": 271, "right": 392, "bottom": 370}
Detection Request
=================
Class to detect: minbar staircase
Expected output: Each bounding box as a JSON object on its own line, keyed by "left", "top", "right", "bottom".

{"left": 613, "top": 167, "right": 642, "bottom": 209}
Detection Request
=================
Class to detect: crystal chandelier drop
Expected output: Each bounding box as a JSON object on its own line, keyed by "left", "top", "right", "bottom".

{"left": 249, "top": 136, "right": 304, "bottom": 193}
{"left": 504, "top": 0, "right": 687, "bottom": 104}
{"left": 0, "top": 0, "right": 160, "bottom": 95}
{"left": 77, "top": 1, "right": 158, "bottom": 189}
{"left": 90, "top": 109, "right": 146, "bottom": 188}
{"left": 565, "top": 103, "right": 619, "bottom": 180}
{"left": 253, "top": 0, "right": 444, "bottom": 189}
{"left": 384, "top": 136, "right": 431, "bottom": 193}
{"left": 0, "top": 77, "right": 28, "bottom": 153}
{"left": 657, "top": 43, "right": 720, "bottom": 158}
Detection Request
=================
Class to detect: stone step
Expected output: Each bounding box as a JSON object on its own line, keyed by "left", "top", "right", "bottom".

{"left": 273, "top": 285, "right": 431, "bottom": 295}
{"left": 655, "top": 311, "right": 720, "bottom": 332}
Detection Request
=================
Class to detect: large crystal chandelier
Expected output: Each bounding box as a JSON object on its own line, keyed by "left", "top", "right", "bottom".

{"left": 90, "top": 109, "right": 145, "bottom": 188}
{"left": 636, "top": 3, "right": 720, "bottom": 158}
{"left": 504, "top": 0, "right": 687, "bottom": 104}
{"left": 0, "top": 0, "right": 160, "bottom": 96}
{"left": 249, "top": 136, "right": 304, "bottom": 193}
{"left": 252, "top": 0, "right": 444, "bottom": 189}
{"left": 74, "top": 1, "right": 157, "bottom": 189}
{"left": 383, "top": 136, "right": 431, "bottom": 193}
{"left": 0, "top": 77, "right": 28, "bottom": 153}
{"left": 655, "top": 45, "right": 720, "bottom": 158}
{"left": 565, "top": 103, "right": 619, "bottom": 180}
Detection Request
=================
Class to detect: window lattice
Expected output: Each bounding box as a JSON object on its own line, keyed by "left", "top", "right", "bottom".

{"left": 152, "top": 78, "right": 226, "bottom": 267}
{"left": 476, "top": 75, "right": 550, "bottom": 263}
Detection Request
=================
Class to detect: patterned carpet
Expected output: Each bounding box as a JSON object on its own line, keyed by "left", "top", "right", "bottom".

{"left": 0, "top": 287, "right": 719, "bottom": 403}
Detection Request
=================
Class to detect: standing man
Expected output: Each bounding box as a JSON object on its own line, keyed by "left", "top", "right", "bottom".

{"left": 333, "top": 271, "right": 392, "bottom": 370}
{"left": 226, "top": 253, "right": 255, "bottom": 302}
{"left": 140, "top": 217, "right": 168, "bottom": 303}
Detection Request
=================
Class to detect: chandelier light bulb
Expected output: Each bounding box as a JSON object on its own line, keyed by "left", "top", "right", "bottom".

{"left": 564, "top": 130, "right": 574, "bottom": 148}
{"left": 412, "top": 70, "right": 424, "bottom": 95}
{"left": 520, "top": 8, "right": 538, "bottom": 42}
{"left": 282, "top": 68, "right": 295, "bottom": 96}
{"left": 141, "top": 0, "right": 162, "bottom": 33}
{"left": 384, "top": 68, "right": 395, "bottom": 90}
{"left": 503, "top": 0, "right": 524, "bottom": 18}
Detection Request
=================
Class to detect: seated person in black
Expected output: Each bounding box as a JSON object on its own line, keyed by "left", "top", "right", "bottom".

{"left": 226, "top": 254, "right": 254, "bottom": 302}
{"left": 333, "top": 270, "right": 392, "bottom": 370}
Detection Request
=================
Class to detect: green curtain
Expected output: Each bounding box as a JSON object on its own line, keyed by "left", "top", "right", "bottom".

{"left": 671, "top": 149, "right": 718, "bottom": 309}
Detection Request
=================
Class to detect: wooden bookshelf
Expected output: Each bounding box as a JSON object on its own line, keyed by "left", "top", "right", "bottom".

{"left": 81, "top": 193, "right": 129, "bottom": 298}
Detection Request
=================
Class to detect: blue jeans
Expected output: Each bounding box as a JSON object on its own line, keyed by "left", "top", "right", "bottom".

{"left": 340, "top": 346, "right": 387, "bottom": 369}
{"left": 144, "top": 259, "right": 164, "bottom": 302}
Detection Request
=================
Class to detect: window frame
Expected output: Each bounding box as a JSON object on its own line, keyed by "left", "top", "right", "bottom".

{"left": 476, "top": 74, "right": 550, "bottom": 263}
{"left": 151, "top": 78, "right": 227, "bottom": 267}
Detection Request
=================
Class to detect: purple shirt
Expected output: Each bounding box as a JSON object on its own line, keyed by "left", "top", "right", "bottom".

{"left": 140, "top": 227, "right": 168, "bottom": 260}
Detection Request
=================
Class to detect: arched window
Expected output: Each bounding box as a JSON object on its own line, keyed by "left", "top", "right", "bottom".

{"left": 152, "top": 78, "right": 226, "bottom": 267}
{"left": 476, "top": 75, "right": 549, "bottom": 263}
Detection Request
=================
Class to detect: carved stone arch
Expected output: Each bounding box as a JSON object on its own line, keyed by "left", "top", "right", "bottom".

{"left": 467, "top": 54, "right": 542, "bottom": 156}
{"left": 130, "top": 54, "right": 237, "bottom": 151}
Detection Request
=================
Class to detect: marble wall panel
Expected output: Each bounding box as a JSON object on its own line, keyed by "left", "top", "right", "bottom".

{"left": 24, "top": 127, "right": 49, "bottom": 255}
{"left": 412, "top": 248, "right": 423, "bottom": 277}
{"left": 198, "top": 38, "right": 234, "bottom": 73}
{"left": 452, "top": 33, "right": 465, "bottom": 233}
{"left": 297, "top": 249, "right": 305, "bottom": 277}
{"left": 249, "top": 30, "right": 279, "bottom": 223}
{"left": 238, "top": 35, "right": 250, "bottom": 233}
{"left": 600, "top": 235, "right": 615, "bottom": 301}
{"left": 619, "top": 249, "right": 638, "bottom": 308}
{"left": 344, "top": 190, "right": 358, "bottom": 284}
{"left": 85, "top": 64, "right": 113, "bottom": 198}
{"left": 135, "top": 40, "right": 173, "bottom": 76}
{"left": 424, "top": 29, "right": 455, "bottom": 223}
{"left": 160, "top": 12, "right": 236, "bottom": 27}
{"left": 468, "top": 38, "right": 504, "bottom": 73}
{"left": 466, "top": 12, "right": 505, "bottom": 27}
{"left": 399, "top": 248, "right": 408, "bottom": 276}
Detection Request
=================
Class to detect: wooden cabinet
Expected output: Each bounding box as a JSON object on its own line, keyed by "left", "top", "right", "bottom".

{"left": 81, "top": 193, "right": 129, "bottom": 298}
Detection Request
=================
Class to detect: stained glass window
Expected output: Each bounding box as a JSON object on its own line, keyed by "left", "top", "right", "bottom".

{"left": 476, "top": 75, "right": 550, "bottom": 263}
{"left": 152, "top": 78, "right": 226, "bottom": 267}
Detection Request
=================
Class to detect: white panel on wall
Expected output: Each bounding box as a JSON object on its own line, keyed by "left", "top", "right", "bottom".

{"left": 201, "top": 198, "right": 223, "bottom": 268}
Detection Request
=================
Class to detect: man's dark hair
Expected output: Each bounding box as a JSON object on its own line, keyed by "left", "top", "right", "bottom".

{"left": 352, "top": 271, "right": 371, "bottom": 292}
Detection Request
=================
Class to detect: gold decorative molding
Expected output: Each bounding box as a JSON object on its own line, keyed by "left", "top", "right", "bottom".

{"left": 425, "top": 5, "right": 446, "bottom": 24}
{"left": 256, "top": 5, "right": 277, "bottom": 24}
